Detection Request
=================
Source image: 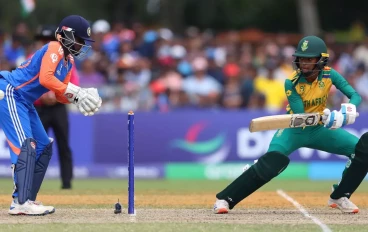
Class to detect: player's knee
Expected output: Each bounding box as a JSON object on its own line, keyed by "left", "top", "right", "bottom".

{"left": 40, "top": 139, "right": 53, "bottom": 158}
{"left": 21, "top": 138, "right": 37, "bottom": 153}
{"left": 354, "top": 132, "right": 368, "bottom": 165}
{"left": 36, "top": 138, "right": 53, "bottom": 159}
{"left": 17, "top": 138, "right": 37, "bottom": 166}
{"left": 253, "top": 151, "right": 290, "bottom": 181}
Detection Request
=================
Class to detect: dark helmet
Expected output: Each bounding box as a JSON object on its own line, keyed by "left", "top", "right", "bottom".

{"left": 34, "top": 25, "right": 58, "bottom": 41}
{"left": 55, "top": 15, "right": 94, "bottom": 59}
{"left": 292, "top": 35, "right": 329, "bottom": 70}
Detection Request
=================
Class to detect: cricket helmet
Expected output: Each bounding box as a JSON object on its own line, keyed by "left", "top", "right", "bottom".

{"left": 292, "top": 35, "right": 329, "bottom": 70}
{"left": 55, "top": 15, "right": 94, "bottom": 59}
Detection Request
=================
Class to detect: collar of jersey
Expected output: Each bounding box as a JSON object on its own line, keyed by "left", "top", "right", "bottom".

{"left": 298, "top": 71, "right": 323, "bottom": 84}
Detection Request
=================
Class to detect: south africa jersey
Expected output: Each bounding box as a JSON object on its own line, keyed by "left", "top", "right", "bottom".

{"left": 284, "top": 66, "right": 361, "bottom": 114}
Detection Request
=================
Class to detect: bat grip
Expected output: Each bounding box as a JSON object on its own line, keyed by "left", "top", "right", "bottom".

{"left": 319, "top": 111, "right": 360, "bottom": 123}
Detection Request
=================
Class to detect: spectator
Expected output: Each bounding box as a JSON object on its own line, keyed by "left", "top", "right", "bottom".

{"left": 221, "top": 63, "right": 243, "bottom": 109}
{"left": 240, "top": 65, "right": 257, "bottom": 108}
{"left": 254, "top": 61, "right": 286, "bottom": 112}
{"left": 182, "top": 57, "right": 222, "bottom": 108}
{"left": 78, "top": 59, "right": 105, "bottom": 88}
{"left": 1, "top": 20, "right": 368, "bottom": 112}
{"left": 3, "top": 34, "right": 26, "bottom": 68}
{"left": 207, "top": 58, "right": 226, "bottom": 86}
{"left": 124, "top": 57, "right": 152, "bottom": 89}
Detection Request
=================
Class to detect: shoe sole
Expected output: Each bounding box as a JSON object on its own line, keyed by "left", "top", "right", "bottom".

{"left": 214, "top": 208, "right": 229, "bottom": 214}
{"left": 329, "top": 203, "right": 359, "bottom": 213}
{"left": 48, "top": 208, "right": 55, "bottom": 214}
{"left": 8, "top": 210, "right": 50, "bottom": 216}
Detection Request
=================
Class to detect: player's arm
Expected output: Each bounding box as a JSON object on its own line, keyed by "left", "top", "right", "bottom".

{"left": 331, "top": 69, "right": 362, "bottom": 106}
{"left": 39, "top": 43, "right": 101, "bottom": 115}
{"left": 38, "top": 43, "right": 68, "bottom": 96}
{"left": 323, "top": 69, "right": 361, "bottom": 129}
{"left": 284, "top": 79, "right": 305, "bottom": 114}
{"left": 43, "top": 64, "right": 79, "bottom": 104}
{"left": 55, "top": 70, "right": 71, "bottom": 104}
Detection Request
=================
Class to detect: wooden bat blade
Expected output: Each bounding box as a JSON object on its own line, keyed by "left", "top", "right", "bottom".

{"left": 249, "top": 113, "right": 321, "bottom": 132}
{"left": 249, "top": 115, "right": 292, "bottom": 132}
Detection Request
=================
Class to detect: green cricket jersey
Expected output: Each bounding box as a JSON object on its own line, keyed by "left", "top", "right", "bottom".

{"left": 284, "top": 66, "right": 361, "bottom": 114}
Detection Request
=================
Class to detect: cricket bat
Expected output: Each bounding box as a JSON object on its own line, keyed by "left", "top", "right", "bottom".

{"left": 249, "top": 113, "right": 321, "bottom": 132}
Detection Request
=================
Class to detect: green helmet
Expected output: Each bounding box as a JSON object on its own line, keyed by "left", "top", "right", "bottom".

{"left": 293, "top": 35, "right": 328, "bottom": 58}
{"left": 292, "top": 35, "right": 329, "bottom": 71}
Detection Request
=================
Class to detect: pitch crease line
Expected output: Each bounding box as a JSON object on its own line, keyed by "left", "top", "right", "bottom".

{"left": 277, "top": 189, "right": 332, "bottom": 232}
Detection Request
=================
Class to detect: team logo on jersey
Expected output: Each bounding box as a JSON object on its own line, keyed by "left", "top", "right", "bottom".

{"left": 87, "top": 27, "right": 91, "bottom": 36}
{"left": 57, "top": 64, "right": 63, "bottom": 75}
{"left": 286, "top": 90, "right": 292, "bottom": 97}
{"left": 50, "top": 53, "right": 58, "bottom": 63}
{"left": 301, "top": 40, "right": 309, "bottom": 51}
{"left": 58, "top": 46, "right": 64, "bottom": 55}
{"left": 299, "top": 85, "right": 305, "bottom": 94}
{"left": 318, "top": 81, "right": 325, "bottom": 89}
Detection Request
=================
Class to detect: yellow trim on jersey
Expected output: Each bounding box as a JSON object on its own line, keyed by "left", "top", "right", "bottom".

{"left": 288, "top": 71, "right": 299, "bottom": 80}
{"left": 288, "top": 70, "right": 302, "bottom": 86}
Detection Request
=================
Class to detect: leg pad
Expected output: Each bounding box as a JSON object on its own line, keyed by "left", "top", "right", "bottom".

{"left": 15, "top": 138, "right": 37, "bottom": 204}
{"left": 30, "top": 139, "right": 53, "bottom": 201}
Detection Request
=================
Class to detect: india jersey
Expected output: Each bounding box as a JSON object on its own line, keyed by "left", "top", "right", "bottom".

{"left": 284, "top": 66, "right": 361, "bottom": 114}
{"left": 0, "top": 41, "right": 73, "bottom": 104}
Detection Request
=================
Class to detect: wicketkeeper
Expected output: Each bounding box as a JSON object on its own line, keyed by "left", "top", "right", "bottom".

{"left": 0, "top": 15, "right": 101, "bottom": 215}
{"left": 214, "top": 35, "right": 365, "bottom": 214}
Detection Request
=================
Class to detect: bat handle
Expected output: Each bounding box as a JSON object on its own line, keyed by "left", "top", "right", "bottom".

{"left": 319, "top": 112, "right": 360, "bottom": 120}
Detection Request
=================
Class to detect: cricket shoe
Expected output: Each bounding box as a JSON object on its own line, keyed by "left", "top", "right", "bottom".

{"left": 11, "top": 198, "right": 55, "bottom": 214}
{"left": 213, "top": 199, "right": 229, "bottom": 214}
{"left": 328, "top": 197, "right": 359, "bottom": 213}
{"left": 330, "top": 183, "right": 358, "bottom": 213}
{"left": 9, "top": 199, "right": 50, "bottom": 216}
{"left": 34, "top": 201, "right": 55, "bottom": 214}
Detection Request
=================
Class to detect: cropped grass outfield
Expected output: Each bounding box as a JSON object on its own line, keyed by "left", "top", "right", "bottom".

{"left": 0, "top": 179, "right": 367, "bottom": 232}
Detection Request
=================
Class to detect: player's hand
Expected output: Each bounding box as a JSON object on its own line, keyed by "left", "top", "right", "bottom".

{"left": 83, "top": 88, "right": 102, "bottom": 115}
{"left": 321, "top": 108, "right": 331, "bottom": 124}
{"left": 339, "top": 103, "right": 359, "bottom": 126}
{"left": 76, "top": 88, "right": 102, "bottom": 116}
{"left": 64, "top": 83, "right": 102, "bottom": 116}
{"left": 323, "top": 109, "right": 344, "bottom": 129}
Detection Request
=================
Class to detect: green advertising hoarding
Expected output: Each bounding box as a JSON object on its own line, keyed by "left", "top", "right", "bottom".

{"left": 165, "top": 163, "right": 309, "bottom": 180}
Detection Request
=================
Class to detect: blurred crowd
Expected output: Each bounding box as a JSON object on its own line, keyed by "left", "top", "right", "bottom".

{"left": 1, "top": 20, "right": 368, "bottom": 113}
